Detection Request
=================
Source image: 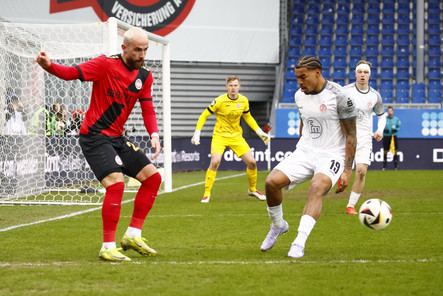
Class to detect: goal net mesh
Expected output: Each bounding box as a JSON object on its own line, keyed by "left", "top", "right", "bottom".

{"left": 0, "top": 20, "right": 170, "bottom": 205}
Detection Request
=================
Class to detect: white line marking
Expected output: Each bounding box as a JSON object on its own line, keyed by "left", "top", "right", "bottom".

{"left": 0, "top": 258, "right": 439, "bottom": 267}
{"left": 0, "top": 173, "right": 246, "bottom": 232}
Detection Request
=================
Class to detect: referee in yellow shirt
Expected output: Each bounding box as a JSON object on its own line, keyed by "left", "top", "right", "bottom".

{"left": 191, "top": 75, "right": 270, "bottom": 203}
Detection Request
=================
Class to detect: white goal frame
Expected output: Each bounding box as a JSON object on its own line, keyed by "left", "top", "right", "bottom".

{"left": 0, "top": 17, "right": 172, "bottom": 205}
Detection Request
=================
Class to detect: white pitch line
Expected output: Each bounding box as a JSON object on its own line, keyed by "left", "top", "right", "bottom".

{"left": 0, "top": 173, "right": 246, "bottom": 232}
{"left": 0, "top": 258, "right": 439, "bottom": 268}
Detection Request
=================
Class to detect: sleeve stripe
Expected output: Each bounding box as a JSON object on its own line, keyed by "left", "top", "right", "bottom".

{"left": 207, "top": 107, "right": 214, "bottom": 114}
{"left": 75, "top": 66, "right": 84, "bottom": 82}
{"left": 139, "top": 98, "right": 153, "bottom": 102}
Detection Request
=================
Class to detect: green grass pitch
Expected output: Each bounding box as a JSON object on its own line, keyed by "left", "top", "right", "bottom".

{"left": 0, "top": 170, "right": 442, "bottom": 295}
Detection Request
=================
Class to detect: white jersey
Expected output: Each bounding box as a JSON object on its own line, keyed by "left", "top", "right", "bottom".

{"left": 294, "top": 80, "right": 357, "bottom": 156}
{"left": 343, "top": 83, "right": 384, "bottom": 146}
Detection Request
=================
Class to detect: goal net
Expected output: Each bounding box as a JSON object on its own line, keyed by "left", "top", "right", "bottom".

{"left": 0, "top": 17, "right": 171, "bottom": 205}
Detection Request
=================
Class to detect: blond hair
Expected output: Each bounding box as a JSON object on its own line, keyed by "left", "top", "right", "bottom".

{"left": 123, "top": 27, "right": 148, "bottom": 45}
{"left": 226, "top": 75, "right": 240, "bottom": 84}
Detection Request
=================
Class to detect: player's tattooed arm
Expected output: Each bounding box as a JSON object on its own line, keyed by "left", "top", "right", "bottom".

{"left": 341, "top": 118, "right": 357, "bottom": 170}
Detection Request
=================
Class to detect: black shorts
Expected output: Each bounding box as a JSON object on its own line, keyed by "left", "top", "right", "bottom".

{"left": 79, "top": 134, "right": 151, "bottom": 182}
{"left": 382, "top": 135, "right": 398, "bottom": 151}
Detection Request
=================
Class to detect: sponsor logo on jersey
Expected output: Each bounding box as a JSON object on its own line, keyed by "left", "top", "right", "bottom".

{"left": 135, "top": 78, "right": 142, "bottom": 90}
{"left": 306, "top": 117, "right": 322, "bottom": 139}
{"left": 50, "top": 0, "right": 196, "bottom": 36}
{"left": 115, "top": 155, "right": 123, "bottom": 165}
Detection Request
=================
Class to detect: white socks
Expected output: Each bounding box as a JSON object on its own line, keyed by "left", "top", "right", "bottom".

{"left": 125, "top": 226, "right": 142, "bottom": 238}
{"left": 293, "top": 215, "right": 316, "bottom": 248}
{"left": 347, "top": 191, "right": 361, "bottom": 208}
{"left": 267, "top": 204, "right": 283, "bottom": 229}
{"left": 102, "top": 242, "right": 117, "bottom": 251}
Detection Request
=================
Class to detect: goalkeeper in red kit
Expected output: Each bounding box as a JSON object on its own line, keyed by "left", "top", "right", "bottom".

{"left": 36, "top": 27, "right": 162, "bottom": 262}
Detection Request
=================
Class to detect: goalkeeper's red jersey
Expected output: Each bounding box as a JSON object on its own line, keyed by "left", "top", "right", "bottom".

{"left": 46, "top": 54, "right": 158, "bottom": 137}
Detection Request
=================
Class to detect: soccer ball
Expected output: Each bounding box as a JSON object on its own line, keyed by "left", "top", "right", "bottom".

{"left": 358, "top": 199, "right": 392, "bottom": 230}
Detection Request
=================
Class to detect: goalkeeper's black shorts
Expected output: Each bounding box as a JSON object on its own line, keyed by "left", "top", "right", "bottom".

{"left": 79, "top": 134, "right": 151, "bottom": 182}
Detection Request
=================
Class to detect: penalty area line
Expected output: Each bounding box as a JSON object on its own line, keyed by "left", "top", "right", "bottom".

{"left": 0, "top": 173, "right": 246, "bottom": 233}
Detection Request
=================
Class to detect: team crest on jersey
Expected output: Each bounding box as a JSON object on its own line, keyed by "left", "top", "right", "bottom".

{"left": 237, "top": 103, "right": 241, "bottom": 108}
{"left": 367, "top": 102, "right": 373, "bottom": 108}
{"left": 50, "top": 0, "right": 196, "bottom": 36}
{"left": 115, "top": 155, "right": 123, "bottom": 166}
{"left": 319, "top": 104, "right": 327, "bottom": 112}
{"left": 306, "top": 117, "right": 322, "bottom": 139}
{"left": 135, "top": 78, "right": 142, "bottom": 90}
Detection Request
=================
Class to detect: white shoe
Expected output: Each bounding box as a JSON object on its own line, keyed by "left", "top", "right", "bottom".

{"left": 288, "top": 243, "right": 304, "bottom": 258}
{"left": 201, "top": 196, "right": 210, "bottom": 203}
{"left": 260, "top": 220, "right": 289, "bottom": 251}
{"left": 248, "top": 190, "right": 266, "bottom": 201}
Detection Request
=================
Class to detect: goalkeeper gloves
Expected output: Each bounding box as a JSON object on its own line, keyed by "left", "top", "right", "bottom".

{"left": 191, "top": 130, "right": 201, "bottom": 145}
{"left": 255, "top": 128, "right": 270, "bottom": 145}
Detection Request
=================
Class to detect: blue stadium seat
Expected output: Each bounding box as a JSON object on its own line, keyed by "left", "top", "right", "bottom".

{"left": 292, "top": 5, "right": 305, "bottom": 14}
{"left": 285, "top": 68, "right": 296, "bottom": 80}
{"left": 397, "top": 45, "right": 410, "bottom": 57}
{"left": 319, "top": 35, "right": 332, "bottom": 45}
{"left": 367, "top": 24, "right": 380, "bottom": 35}
{"left": 396, "top": 68, "right": 410, "bottom": 80}
{"left": 429, "top": 57, "right": 442, "bottom": 68}
{"left": 307, "top": 5, "right": 320, "bottom": 14}
{"left": 332, "top": 79, "right": 346, "bottom": 86}
{"left": 411, "top": 90, "right": 426, "bottom": 103}
{"left": 349, "top": 56, "right": 360, "bottom": 68}
{"left": 396, "top": 80, "right": 410, "bottom": 91}
{"left": 428, "top": 90, "right": 442, "bottom": 103}
{"left": 397, "top": 34, "right": 410, "bottom": 46}
{"left": 351, "top": 25, "right": 364, "bottom": 35}
{"left": 304, "top": 36, "right": 317, "bottom": 46}
{"left": 428, "top": 46, "right": 441, "bottom": 57}
{"left": 335, "top": 24, "right": 348, "bottom": 35}
{"left": 322, "top": 4, "right": 334, "bottom": 13}
{"left": 367, "top": 13, "right": 380, "bottom": 24}
{"left": 322, "top": 68, "right": 330, "bottom": 79}
{"left": 428, "top": 24, "right": 441, "bottom": 35}
{"left": 380, "top": 89, "right": 394, "bottom": 103}
{"left": 335, "top": 35, "right": 348, "bottom": 46}
{"left": 428, "top": 80, "right": 442, "bottom": 92}
{"left": 286, "top": 58, "right": 298, "bottom": 68}
{"left": 292, "top": 15, "right": 304, "bottom": 25}
{"left": 428, "top": 68, "right": 442, "bottom": 80}
{"left": 382, "top": 24, "right": 395, "bottom": 34}
{"left": 380, "top": 69, "right": 394, "bottom": 79}
{"left": 320, "top": 56, "right": 331, "bottom": 68}
{"left": 336, "top": 13, "right": 349, "bottom": 24}
{"left": 318, "top": 46, "right": 332, "bottom": 57}
{"left": 332, "top": 68, "right": 346, "bottom": 79}
{"left": 290, "top": 26, "right": 303, "bottom": 36}
{"left": 288, "top": 36, "right": 302, "bottom": 46}
{"left": 352, "top": 4, "right": 365, "bottom": 13}
{"left": 306, "top": 15, "right": 320, "bottom": 24}
{"left": 397, "top": 13, "right": 411, "bottom": 24}
{"left": 337, "top": 4, "right": 350, "bottom": 13}
{"left": 367, "top": 56, "right": 379, "bottom": 68}
{"left": 381, "top": 57, "right": 394, "bottom": 68}
{"left": 350, "top": 45, "right": 363, "bottom": 57}
{"left": 352, "top": 13, "right": 364, "bottom": 23}
{"left": 412, "top": 82, "right": 426, "bottom": 92}
{"left": 381, "top": 46, "right": 394, "bottom": 56}
{"left": 305, "top": 26, "right": 318, "bottom": 35}
{"left": 366, "top": 34, "right": 379, "bottom": 45}
{"left": 383, "top": 3, "right": 395, "bottom": 13}
{"left": 428, "top": 13, "right": 440, "bottom": 24}
{"left": 334, "top": 46, "right": 347, "bottom": 57}
{"left": 381, "top": 35, "right": 395, "bottom": 45}
{"left": 395, "top": 90, "right": 410, "bottom": 103}
{"left": 303, "top": 46, "right": 316, "bottom": 56}
{"left": 334, "top": 57, "right": 347, "bottom": 68}
{"left": 397, "top": 5, "right": 410, "bottom": 14}
{"left": 350, "top": 35, "right": 364, "bottom": 45}
{"left": 397, "top": 57, "right": 409, "bottom": 68}
{"left": 288, "top": 46, "right": 301, "bottom": 57}
{"left": 397, "top": 23, "right": 410, "bottom": 34}
{"left": 367, "top": 4, "right": 380, "bottom": 14}
{"left": 366, "top": 46, "right": 379, "bottom": 57}
{"left": 284, "top": 80, "right": 298, "bottom": 91}
{"left": 320, "top": 25, "right": 333, "bottom": 35}
{"left": 380, "top": 80, "right": 394, "bottom": 90}
{"left": 383, "top": 13, "right": 395, "bottom": 24}
{"left": 369, "top": 80, "right": 377, "bottom": 89}
{"left": 428, "top": 35, "right": 441, "bottom": 46}
{"left": 348, "top": 69, "right": 355, "bottom": 80}
{"left": 282, "top": 90, "right": 296, "bottom": 103}
{"left": 322, "top": 14, "right": 335, "bottom": 24}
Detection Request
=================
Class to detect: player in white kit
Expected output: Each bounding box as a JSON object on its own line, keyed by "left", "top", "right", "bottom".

{"left": 342, "top": 61, "right": 386, "bottom": 215}
{"left": 260, "top": 56, "right": 357, "bottom": 258}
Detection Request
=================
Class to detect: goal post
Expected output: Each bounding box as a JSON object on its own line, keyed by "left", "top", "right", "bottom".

{"left": 0, "top": 17, "right": 172, "bottom": 205}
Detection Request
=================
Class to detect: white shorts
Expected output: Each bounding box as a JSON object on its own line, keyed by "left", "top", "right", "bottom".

{"left": 354, "top": 143, "right": 372, "bottom": 166}
{"left": 274, "top": 149, "right": 345, "bottom": 190}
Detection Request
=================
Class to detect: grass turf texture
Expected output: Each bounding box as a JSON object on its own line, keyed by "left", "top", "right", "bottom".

{"left": 0, "top": 170, "right": 441, "bottom": 295}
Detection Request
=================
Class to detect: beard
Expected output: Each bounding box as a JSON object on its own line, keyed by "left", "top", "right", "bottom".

{"left": 127, "top": 57, "right": 145, "bottom": 70}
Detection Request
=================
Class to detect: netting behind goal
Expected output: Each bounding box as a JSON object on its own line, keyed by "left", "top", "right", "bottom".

{"left": 0, "top": 18, "right": 171, "bottom": 205}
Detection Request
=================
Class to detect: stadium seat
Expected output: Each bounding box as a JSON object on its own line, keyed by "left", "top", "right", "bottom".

{"left": 352, "top": 13, "right": 364, "bottom": 23}
{"left": 303, "top": 46, "right": 316, "bottom": 55}
{"left": 381, "top": 57, "right": 394, "bottom": 68}
{"left": 380, "top": 80, "right": 394, "bottom": 90}
{"left": 349, "top": 56, "right": 360, "bottom": 68}
{"left": 336, "top": 13, "right": 349, "bottom": 24}
{"left": 381, "top": 35, "right": 394, "bottom": 46}
{"left": 322, "top": 68, "right": 330, "bottom": 79}
{"left": 333, "top": 79, "right": 346, "bottom": 86}
{"left": 334, "top": 57, "right": 347, "bottom": 68}
{"left": 332, "top": 68, "right": 346, "bottom": 79}
{"left": 285, "top": 68, "right": 296, "bottom": 80}
{"left": 304, "top": 35, "right": 317, "bottom": 45}
{"left": 428, "top": 80, "right": 442, "bottom": 92}
{"left": 412, "top": 82, "right": 426, "bottom": 92}
{"left": 335, "top": 35, "right": 348, "bottom": 46}
{"left": 366, "top": 45, "right": 379, "bottom": 57}
{"left": 411, "top": 90, "right": 426, "bottom": 103}
{"left": 397, "top": 34, "right": 410, "bottom": 46}
{"left": 292, "top": 5, "right": 305, "bottom": 14}
{"left": 397, "top": 5, "right": 410, "bottom": 14}
{"left": 397, "top": 45, "right": 410, "bottom": 57}
{"left": 318, "top": 46, "right": 332, "bottom": 57}
{"left": 428, "top": 90, "right": 442, "bottom": 103}
{"left": 367, "top": 4, "right": 380, "bottom": 14}
{"left": 397, "top": 57, "right": 409, "bottom": 68}
{"left": 322, "top": 14, "right": 335, "bottom": 25}
{"left": 382, "top": 24, "right": 395, "bottom": 35}
{"left": 319, "top": 35, "right": 332, "bottom": 46}
{"left": 396, "top": 80, "right": 410, "bottom": 92}
{"left": 428, "top": 35, "right": 441, "bottom": 46}
{"left": 288, "top": 37, "right": 302, "bottom": 47}
{"left": 428, "top": 68, "right": 442, "bottom": 80}
{"left": 367, "top": 24, "right": 380, "bottom": 35}
{"left": 429, "top": 57, "right": 442, "bottom": 68}
{"left": 367, "top": 13, "right": 380, "bottom": 24}
{"left": 292, "top": 15, "right": 304, "bottom": 26}
{"left": 383, "top": 13, "right": 395, "bottom": 24}
{"left": 351, "top": 25, "right": 363, "bottom": 35}
{"left": 428, "top": 24, "right": 441, "bottom": 35}
{"left": 307, "top": 5, "right": 320, "bottom": 14}
{"left": 350, "top": 35, "right": 364, "bottom": 45}
{"left": 348, "top": 69, "right": 355, "bottom": 80}
{"left": 284, "top": 80, "right": 298, "bottom": 91}
{"left": 320, "top": 25, "right": 333, "bottom": 35}
{"left": 397, "top": 13, "right": 411, "bottom": 24}
{"left": 306, "top": 15, "right": 319, "bottom": 24}
{"left": 322, "top": 4, "right": 334, "bottom": 13}
{"left": 429, "top": 46, "right": 441, "bottom": 57}
{"left": 305, "top": 26, "right": 318, "bottom": 35}
{"left": 320, "top": 56, "right": 331, "bottom": 67}
{"left": 366, "top": 34, "right": 379, "bottom": 45}
{"left": 380, "top": 89, "right": 394, "bottom": 103}
{"left": 428, "top": 13, "right": 440, "bottom": 24}
{"left": 352, "top": 4, "right": 365, "bottom": 13}
{"left": 366, "top": 56, "right": 379, "bottom": 68}
{"left": 290, "top": 26, "right": 303, "bottom": 36}
{"left": 396, "top": 68, "right": 410, "bottom": 80}
{"left": 288, "top": 46, "right": 301, "bottom": 57}
{"left": 395, "top": 89, "right": 410, "bottom": 103}
{"left": 381, "top": 46, "right": 394, "bottom": 56}
{"left": 397, "top": 23, "right": 410, "bottom": 34}
{"left": 335, "top": 24, "right": 348, "bottom": 35}
{"left": 380, "top": 69, "right": 394, "bottom": 79}
{"left": 369, "top": 80, "right": 377, "bottom": 89}
{"left": 337, "top": 4, "right": 350, "bottom": 14}
{"left": 334, "top": 46, "right": 347, "bottom": 57}
{"left": 383, "top": 3, "right": 395, "bottom": 13}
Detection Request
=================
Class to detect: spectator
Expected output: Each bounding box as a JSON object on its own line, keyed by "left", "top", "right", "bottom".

{"left": 5, "top": 94, "right": 27, "bottom": 135}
